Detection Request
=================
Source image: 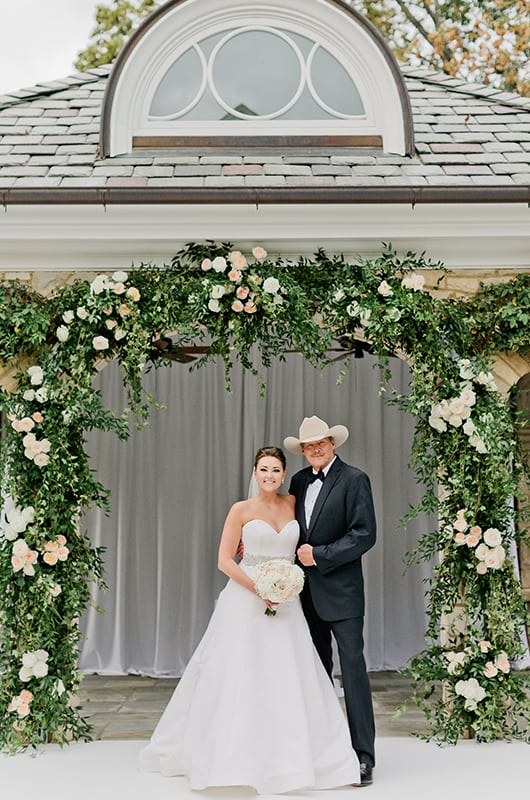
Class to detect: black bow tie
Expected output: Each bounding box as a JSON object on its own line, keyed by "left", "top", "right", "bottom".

{"left": 309, "top": 470, "right": 325, "bottom": 483}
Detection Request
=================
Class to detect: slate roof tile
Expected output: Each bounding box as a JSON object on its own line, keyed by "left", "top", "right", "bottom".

{"left": 0, "top": 64, "right": 528, "bottom": 191}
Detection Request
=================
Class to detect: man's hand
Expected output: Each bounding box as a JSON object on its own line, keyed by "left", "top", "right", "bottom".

{"left": 297, "top": 543, "right": 316, "bottom": 567}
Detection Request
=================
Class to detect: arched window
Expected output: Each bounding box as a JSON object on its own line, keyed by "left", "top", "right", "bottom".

{"left": 102, "top": 0, "right": 413, "bottom": 156}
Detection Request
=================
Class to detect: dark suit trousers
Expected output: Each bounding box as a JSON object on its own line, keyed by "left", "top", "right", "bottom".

{"left": 301, "top": 585, "right": 376, "bottom": 767}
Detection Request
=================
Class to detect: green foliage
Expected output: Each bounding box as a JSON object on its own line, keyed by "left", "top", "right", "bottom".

{"left": 75, "top": 0, "right": 158, "bottom": 71}
{"left": 351, "top": 1, "right": 530, "bottom": 96}
{"left": 1, "top": 242, "right": 530, "bottom": 750}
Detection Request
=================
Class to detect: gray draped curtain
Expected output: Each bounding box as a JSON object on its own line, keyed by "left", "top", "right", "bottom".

{"left": 79, "top": 352, "right": 434, "bottom": 675}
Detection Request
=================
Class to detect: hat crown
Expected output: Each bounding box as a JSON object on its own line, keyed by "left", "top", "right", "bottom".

{"left": 299, "top": 416, "right": 331, "bottom": 442}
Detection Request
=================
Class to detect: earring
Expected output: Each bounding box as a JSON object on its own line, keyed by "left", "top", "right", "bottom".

{"left": 281, "top": 479, "right": 285, "bottom": 484}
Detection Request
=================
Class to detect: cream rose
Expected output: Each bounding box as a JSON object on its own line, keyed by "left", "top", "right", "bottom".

{"left": 252, "top": 246, "right": 267, "bottom": 260}
{"left": 429, "top": 414, "right": 447, "bottom": 433}
{"left": 483, "top": 528, "right": 502, "bottom": 547}
{"left": 483, "top": 661, "right": 498, "bottom": 678}
{"left": 208, "top": 299, "right": 221, "bottom": 313}
{"left": 112, "top": 270, "right": 128, "bottom": 283}
{"left": 126, "top": 287, "right": 141, "bottom": 302}
{"left": 485, "top": 545, "right": 505, "bottom": 570}
{"left": 93, "top": 335, "right": 110, "bottom": 351}
{"left": 228, "top": 251, "right": 247, "bottom": 269}
{"left": 495, "top": 651, "right": 510, "bottom": 674}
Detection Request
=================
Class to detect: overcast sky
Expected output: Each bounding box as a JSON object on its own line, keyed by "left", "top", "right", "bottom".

{"left": 0, "top": 0, "right": 101, "bottom": 95}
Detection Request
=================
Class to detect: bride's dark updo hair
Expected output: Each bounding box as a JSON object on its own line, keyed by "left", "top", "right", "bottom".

{"left": 254, "top": 446, "right": 286, "bottom": 470}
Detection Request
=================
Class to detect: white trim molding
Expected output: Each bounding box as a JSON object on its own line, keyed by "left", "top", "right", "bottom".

{"left": 1, "top": 203, "right": 529, "bottom": 272}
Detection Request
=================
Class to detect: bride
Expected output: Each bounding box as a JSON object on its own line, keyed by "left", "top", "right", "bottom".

{"left": 139, "top": 446, "right": 360, "bottom": 794}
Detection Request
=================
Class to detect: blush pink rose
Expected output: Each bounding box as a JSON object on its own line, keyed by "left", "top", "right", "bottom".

{"left": 231, "top": 300, "right": 244, "bottom": 312}
{"left": 236, "top": 286, "right": 249, "bottom": 299}
{"left": 43, "top": 551, "right": 59, "bottom": 566}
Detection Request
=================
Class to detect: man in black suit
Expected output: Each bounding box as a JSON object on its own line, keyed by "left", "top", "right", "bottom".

{"left": 284, "top": 415, "right": 376, "bottom": 787}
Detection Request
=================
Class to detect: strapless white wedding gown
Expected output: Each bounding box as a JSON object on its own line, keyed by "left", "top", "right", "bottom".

{"left": 139, "top": 519, "right": 359, "bottom": 794}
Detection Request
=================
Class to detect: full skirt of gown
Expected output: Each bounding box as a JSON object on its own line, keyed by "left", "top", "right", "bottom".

{"left": 139, "top": 519, "right": 359, "bottom": 794}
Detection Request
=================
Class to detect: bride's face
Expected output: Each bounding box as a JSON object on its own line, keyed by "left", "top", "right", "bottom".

{"left": 254, "top": 456, "right": 285, "bottom": 492}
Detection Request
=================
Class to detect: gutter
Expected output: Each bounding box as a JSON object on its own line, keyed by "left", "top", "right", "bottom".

{"left": 1, "top": 186, "right": 530, "bottom": 207}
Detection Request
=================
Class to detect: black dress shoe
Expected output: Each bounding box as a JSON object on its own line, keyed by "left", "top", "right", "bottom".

{"left": 355, "top": 762, "right": 373, "bottom": 787}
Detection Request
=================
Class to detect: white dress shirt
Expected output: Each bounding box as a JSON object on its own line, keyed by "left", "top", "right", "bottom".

{"left": 304, "top": 456, "right": 336, "bottom": 528}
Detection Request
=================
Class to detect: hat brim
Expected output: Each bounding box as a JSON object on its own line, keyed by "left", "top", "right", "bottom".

{"left": 284, "top": 425, "right": 349, "bottom": 454}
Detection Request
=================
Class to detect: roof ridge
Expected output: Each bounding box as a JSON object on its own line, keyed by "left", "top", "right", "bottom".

{"left": 0, "top": 65, "right": 113, "bottom": 109}
{"left": 403, "top": 66, "right": 530, "bottom": 112}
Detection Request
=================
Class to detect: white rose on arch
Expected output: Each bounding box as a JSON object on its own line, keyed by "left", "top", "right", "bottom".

{"left": 485, "top": 545, "right": 505, "bottom": 570}
{"left": 377, "top": 280, "right": 393, "bottom": 297}
{"left": 263, "top": 277, "right": 280, "bottom": 294}
{"left": 458, "top": 359, "right": 475, "bottom": 381}
{"left": 483, "top": 528, "right": 502, "bottom": 547}
{"left": 56, "top": 325, "right": 69, "bottom": 342}
{"left": 27, "top": 366, "right": 44, "bottom": 386}
{"left": 211, "top": 284, "right": 225, "bottom": 300}
{"left": 454, "top": 677, "right": 487, "bottom": 711}
{"left": 212, "top": 256, "right": 227, "bottom": 273}
{"left": 401, "top": 272, "right": 425, "bottom": 291}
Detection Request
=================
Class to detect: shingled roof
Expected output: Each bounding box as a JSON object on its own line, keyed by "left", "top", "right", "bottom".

{"left": 1, "top": 64, "right": 530, "bottom": 199}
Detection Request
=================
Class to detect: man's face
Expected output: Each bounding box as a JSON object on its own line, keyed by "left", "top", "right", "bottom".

{"left": 301, "top": 437, "right": 335, "bottom": 471}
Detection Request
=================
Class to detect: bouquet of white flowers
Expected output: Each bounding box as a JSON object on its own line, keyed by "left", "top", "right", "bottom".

{"left": 254, "top": 558, "right": 305, "bottom": 616}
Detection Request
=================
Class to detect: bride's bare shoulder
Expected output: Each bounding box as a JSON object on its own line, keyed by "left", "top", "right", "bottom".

{"left": 229, "top": 498, "right": 256, "bottom": 520}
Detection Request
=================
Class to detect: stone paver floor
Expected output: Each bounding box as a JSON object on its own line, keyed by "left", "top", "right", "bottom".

{"left": 78, "top": 671, "right": 431, "bottom": 740}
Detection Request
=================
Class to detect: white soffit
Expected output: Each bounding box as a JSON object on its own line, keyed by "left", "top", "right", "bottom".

{"left": 0, "top": 203, "right": 529, "bottom": 272}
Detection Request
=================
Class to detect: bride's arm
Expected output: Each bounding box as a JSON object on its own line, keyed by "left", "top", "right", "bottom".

{"left": 217, "top": 503, "right": 256, "bottom": 594}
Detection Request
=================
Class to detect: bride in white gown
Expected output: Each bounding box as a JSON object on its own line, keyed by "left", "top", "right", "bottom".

{"left": 139, "top": 446, "right": 360, "bottom": 794}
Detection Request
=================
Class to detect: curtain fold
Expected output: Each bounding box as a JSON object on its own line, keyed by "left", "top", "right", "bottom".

{"left": 79, "top": 352, "right": 434, "bottom": 675}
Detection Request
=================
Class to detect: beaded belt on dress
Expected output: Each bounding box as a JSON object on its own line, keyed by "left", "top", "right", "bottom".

{"left": 242, "top": 554, "right": 295, "bottom": 566}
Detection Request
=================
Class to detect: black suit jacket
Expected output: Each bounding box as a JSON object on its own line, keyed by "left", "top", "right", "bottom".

{"left": 289, "top": 455, "right": 376, "bottom": 621}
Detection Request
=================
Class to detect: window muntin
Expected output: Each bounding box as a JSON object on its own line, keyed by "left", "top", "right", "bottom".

{"left": 149, "top": 26, "right": 365, "bottom": 123}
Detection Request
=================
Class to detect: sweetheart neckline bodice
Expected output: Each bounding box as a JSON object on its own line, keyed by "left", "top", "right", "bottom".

{"left": 242, "top": 518, "right": 298, "bottom": 536}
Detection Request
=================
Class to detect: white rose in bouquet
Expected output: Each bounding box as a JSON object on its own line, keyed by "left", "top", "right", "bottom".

{"left": 254, "top": 559, "right": 305, "bottom": 616}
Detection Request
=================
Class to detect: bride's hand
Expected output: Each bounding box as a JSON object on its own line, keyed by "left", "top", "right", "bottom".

{"left": 264, "top": 599, "right": 279, "bottom": 612}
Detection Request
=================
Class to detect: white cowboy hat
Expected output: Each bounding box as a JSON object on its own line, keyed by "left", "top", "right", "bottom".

{"left": 284, "top": 415, "right": 349, "bottom": 454}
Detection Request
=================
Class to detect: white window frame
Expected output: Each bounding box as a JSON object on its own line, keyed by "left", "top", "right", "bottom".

{"left": 105, "top": 0, "right": 411, "bottom": 155}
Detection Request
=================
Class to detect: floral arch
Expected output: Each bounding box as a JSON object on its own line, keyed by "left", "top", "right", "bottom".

{"left": 1, "top": 242, "right": 530, "bottom": 751}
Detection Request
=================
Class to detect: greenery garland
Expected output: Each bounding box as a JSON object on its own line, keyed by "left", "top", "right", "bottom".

{"left": 0, "top": 242, "right": 529, "bottom": 751}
